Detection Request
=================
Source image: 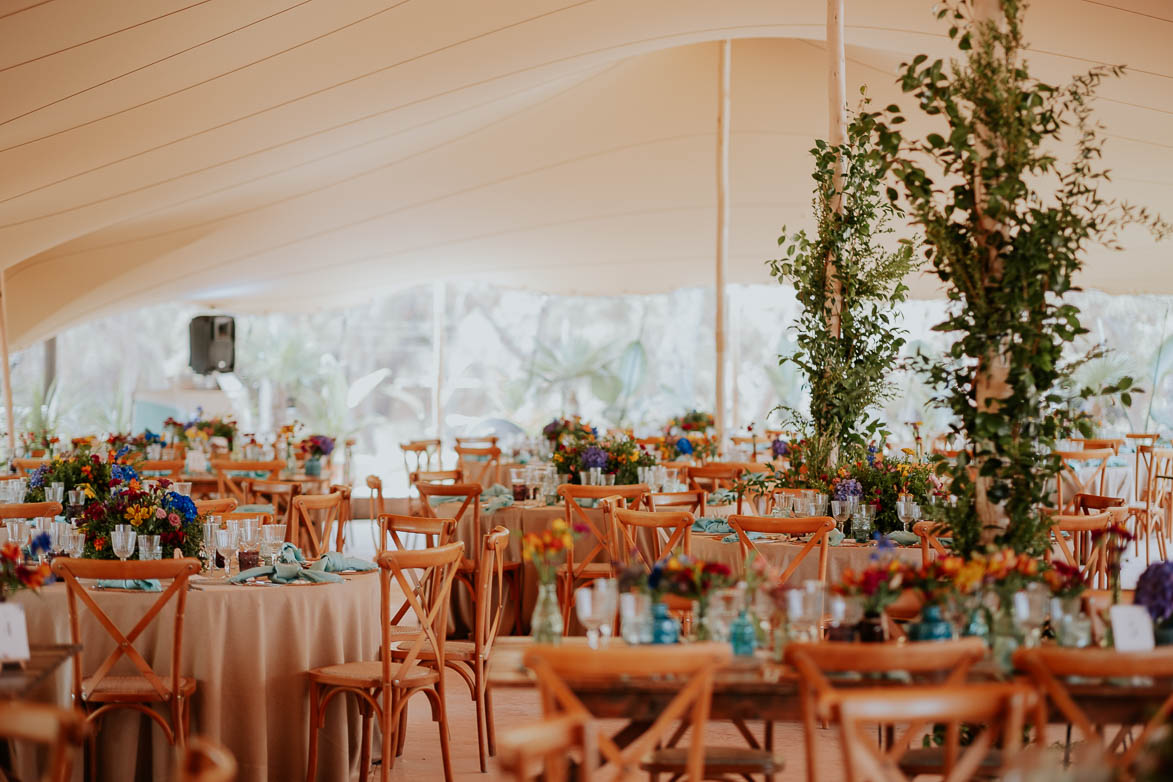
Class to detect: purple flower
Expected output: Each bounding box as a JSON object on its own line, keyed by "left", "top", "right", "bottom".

{"left": 310, "top": 435, "right": 335, "bottom": 456}
{"left": 582, "top": 446, "right": 608, "bottom": 469}
{"left": 771, "top": 438, "right": 789, "bottom": 458}
{"left": 1136, "top": 561, "right": 1173, "bottom": 624}
{"left": 834, "top": 479, "right": 862, "bottom": 501}
{"left": 542, "top": 419, "right": 561, "bottom": 438}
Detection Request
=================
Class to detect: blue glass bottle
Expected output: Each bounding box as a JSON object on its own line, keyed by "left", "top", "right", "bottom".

{"left": 730, "top": 610, "right": 757, "bottom": 656}
{"left": 652, "top": 601, "right": 679, "bottom": 644}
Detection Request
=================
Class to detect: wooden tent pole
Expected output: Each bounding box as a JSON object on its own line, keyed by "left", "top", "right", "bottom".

{"left": 0, "top": 270, "right": 15, "bottom": 461}
{"left": 715, "top": 39, "right": 731, "bottom": 454}
{"left": 432, "top": 280, "right": 446, "bottom": 447}
{"left": 826, "top": 0, "right": 847, "bottom": 338}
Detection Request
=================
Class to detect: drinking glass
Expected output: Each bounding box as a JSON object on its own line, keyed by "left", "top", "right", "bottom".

{"left": 66, "top": 530, "right": 85, "bottom": 559}
{"left": 831, "top": 500, "right": 849, "bottom": 532}
{"left": 67, "top": 489, "right": 87, "bottom": 516}
{"left": 202, "top": 516, "right": 221, "bottom": 573}
{"left": 663, "top": 468, "right": 679, "bottom": 491}
{"left": 111, "top": 527, "right": 136, "bottom": 562}
{"left": 896, "top": 498, "right": 911, "bottom": 532}
{"left": 173, "top": 482, "right": 193, "bottom": 497}
{"left": 46, "top": 483, "right": 64, "bottom": 505}
{"left": 619, "top": 591, "right": 652, "bottom": 644}
{"left": 510, "top": 468, "right": 528, "bottom": 502}
{"left": 578, "top": 471, "right": 592, "bottom": 486}
{"left": 261, "top": 524, "right": 287, "bottom": 565}
{"left": 575, "top": 587, "right": 606, "bottom": 649}
{"left": 147, "top": 444, "right": 162, "bottom": 460}
{"left": 215, "top": 528, "right": 238, "bottom": 578}
{"left": 238, "top": 518, "right": 262, "bottom": 570}
{"left": 908, "top": 502, "right": 922, "bottom": 530}
{"left": 138, "top": 534, "right": 162, "bottom": 560}
{"left": 4, "top": 520, "right": 28, "bottom": 550}
{"left": 593, "top": 579, "right": 619, "bottom": 645}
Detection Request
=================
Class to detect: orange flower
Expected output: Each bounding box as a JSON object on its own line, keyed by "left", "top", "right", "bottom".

{"left": 0, "top": 543, "right": 19, "bottom": 562}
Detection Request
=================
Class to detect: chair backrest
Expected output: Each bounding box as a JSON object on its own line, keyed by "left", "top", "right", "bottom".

{"left": 558, "top": 484, "right": 649, "bottom": 582}
{"left": 524, "top": 643, "right": 731, "bottom": 782}
{"left": 12, "top": 458, "right": 48, "bottom": 475}
{"left": 401, "top": 439, "right": 442, "bottom": 475}
{"left": 786, "top": 639, "right": 988, "bottom": 782}
{"left": 50, "top": 558, "right": 201, "bottom": 708}
{"left": 377, "top": 542, "right": 464, "bottom": 687}
{"left": 1014, "top": 646, "right": 1173, "bottom": 773}
{"left": 727, "top": 514, "right": 834, "bottom": 584}
{"left": 1053, "top": 448, "right": 1114, "bottom": 514}
{"left": 1073, "top": 492, "right": 1125, "bottom": 514}
{"left": 828, "top": 683, "right": 1036, "bottom": 782}
{"left": 1143, "top": 447, "right": 1173, "bottom": 516}
{"left": 687, "top": 463, "right": 744, "bottom": 493}
{"left": 177, "top": 736, "right": 238, "bottom": 782}
{"left": 135, "top": 460, "right": 185, "bottom": 479}
{"left": 193, "top": 498, "right": 237, "bottom": 516}
{"left": 496, "top": 713, "right": 597, "bottom": 781}
{"left": 410, "top": 469, "right": 463, "bottom": 486}
{"left": 610, "top": 507, "right": 692, "bottom": 571}
{"left": 913, "top": 520, "right": 950, "bottom": 567}
{"left": 209, "top": 459, "right": 283, "bottom": 504}
{"left": 365, "top": 475, "right": 385, "bottom": 518}
{"left": 474, "top": 526, "right": 510, "bottom": 658}
{"left": 455, "top": 446, "right": 501, "bottom": 486}
{"left": 0, "top": 501, "right": 62, "bottom": 520}
{"left": 416, "top": 483, "right": 482, "bottom": 553}
{"left": 222, "top": 510, "right": 274, "bottom": 526}
{"left": 455, "top": 436, "right": 498, "bottom": 449}
{"left": 1132, "top": 435, "right": 1161, "bottom": 501}
{"left": 648, "top": 490, "right": 705, "bottom": 516}
{"left": 1075, "top": 437, "right": 1124, "bottom": 453}
{"left": 1048, "top": 511, "right": 1112, "bottom": 589}
{"left": 378, "top": 514, "right": 457, "bottom": 553}
{"left": 0, "top": 701, "right": 88, "bottom": 782}
{"left": 289, "top": 491, "right": 343, "bottom": 558}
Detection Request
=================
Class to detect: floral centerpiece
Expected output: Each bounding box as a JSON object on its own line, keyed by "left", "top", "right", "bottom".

{"left": 1135, "top": 561, "right": 1173, "bottom": 644}
{"left": 551, "top": 431, "right": 655, "bottom": 484}
{"left": 647, "top": 554, "right": 734, "bottom": 640}
{"left": 665, "top": 410, "right": 715, "bottom": 434}
{"left": 834, "top": 556, "right": 909, "bottom": 617}
{"left": 0, "top": 536, "right": 51, "bottom": 599}
{"left": 164, "top": 411, "right": 237, "bottom": 448}
{"left": 77, "top": 478, "right": 204, "bottom": 560}
{"left": 1044, "top": 560, "right": 1090, "bottom": 602}
{"left": 905, "top": 555, "right": 965, "bottom": 607}
{"left": 659, "top": 432, "right": 719, "bottom": 462}
{"left": 541, "top": 416, "right": 595, "bottom": 445}
{"left": 26, "top": 448, "right": 138, "bottom": 503}
{"left": 298, "top": 434, "right": 335, "bottom": 477}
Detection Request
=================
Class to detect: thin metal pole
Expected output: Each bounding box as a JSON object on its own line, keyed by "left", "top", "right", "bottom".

{"left": 715, "top": 39, "right": 731, "bottom": 454}
{"left": 432, "top": 280, "right": 446, "bottom": 445}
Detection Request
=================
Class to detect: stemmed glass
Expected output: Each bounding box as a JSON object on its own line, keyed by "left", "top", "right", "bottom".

{"left": 215, "top": 528, "right": 238, "bottom": 579}
{"left": 238, "top": 518, "right": 262, "bottom": 570}
{"left": 261, "top": 524, "right": 287, "bottom": 565}
{"left": 830, "top": 500, "right": 850, "bottom": 533}
{"left": 111, "top": 525, "right": 137, "bottom": 563}
{"left": 593, "top": 579, "right": 619, "bottom": 646}
{"left": 575, "top": 581, "right": 617, "bottom": 649}
{"left": 66, "top": 530, "right": 85, "bottom": 559}
{"left": 896, "top": 495, "right": 912, "bottom": 533}
{"left": 202, "top": 516, "right": 221, "bottom": 574}
{"left": 907, "top": 501, "right": 921, "bottom": 532}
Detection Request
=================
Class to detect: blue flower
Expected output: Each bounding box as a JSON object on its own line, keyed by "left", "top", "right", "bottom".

{"left": 165, "top": 492, "right": 199, "bottom": 524}
{"left": 866, "top": 443, "right": 877, "bottom": 467}
{"left": 115, "top": 445, "right": 131, "bottom": 461}
{"left": 676, "top": 437, "right": 693, "bottom": 455}
{"left": 144, "top": 430, "right": 161, "bottom": 444}
{"left": 869, "top": 532, "right": 894, "bottom": 560}
{"left": 581, "top": 446, "right": 608, "bottom": 470}
{"left": 28, "top": 465, "right": 47, "bottom": 489}
{"left": 111, "top": 464, "right": 139, "bottom": 484}
{"left": 29, "top": 532, "right": 51, "bottom": 555}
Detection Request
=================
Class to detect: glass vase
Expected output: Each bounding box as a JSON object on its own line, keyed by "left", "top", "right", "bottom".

{"left": 856, "top": 610, "right": 888, "bottom": 642}
{"left": 652, "top": 600, "right": 680, "bottom": 644}
{"left": 908, "top": 603, "right": 955, "bottom": 642}
{"left": 530, "top": 582, "right": 562, "bottom": 644}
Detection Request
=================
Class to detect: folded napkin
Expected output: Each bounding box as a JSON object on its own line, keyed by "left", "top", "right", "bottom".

{"left": 691, "top": 517, "right": 731, "bottom": 534}
{"left": 545, "top": 494, "right": 560, "bottom": 506}
{"left": 827, "top": 529, "right": 845, "bottom": 547}
{"left": 483, "top": 484, "right": 511, "bottom": 499}
{"left": 886, "top": 531, "right": 920, "bottom": 547}
{"left": 278, "top": 542, "right": 306, "bottom": 564}
{"left": 230, "top": 563, "right": 344, "bottom": 585}
{"left": 428, "top": 496, "right": 460, "bottom": 507}
{"left": 236, "top": 503, "right": 275, "bottom": 514}
{"left": 310, "top": 552, "right": 377, "bottom": 572}
{"left": 97, "top": 579, "right": 161, "bottom": 591}
{"left": 484, "top": 496, "right": 513, "bottom": 515}
{"left": 578, "top": 498, "right": 598, "bottom": 509}
{"left": 708, "top": 489, "right": 737, "bottom": 505}
{"left": 722, "top": 531, "right": 764, "bottom": 543}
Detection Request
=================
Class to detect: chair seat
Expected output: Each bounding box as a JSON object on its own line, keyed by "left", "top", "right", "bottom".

{"left": 556, "top": 562, "right": 613, "bottom": 578}
{"left": 82, "top": 674, "right": 197, "bottom": 703}
{"left": 898, "top": 746, "right": 1003, "bottom": 778}
{"left": 640, "top": 746, "right": 785, "bottom": 774}
{"left": 308, "top": 660, "right": 440, "bottom": 688}
{"left": 390, "top": 639, "right": 476, "bottom": 662}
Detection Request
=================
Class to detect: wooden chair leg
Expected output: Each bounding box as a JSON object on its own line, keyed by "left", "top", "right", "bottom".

{"left": 358, "top": 697, "right": 373, "bottom": 782}
{"left": 396, "top": 696, "right": 408, "bottom": 758}
{"left": 474, "top": 678, "right": 488, "bottom": 772}
{"left": 306, "top": 682, "right": 321, "bottom": 782}
{"left": 484, "top": 679, "right": 497, "bottom": 756}
{"left": 435, "top": 681, "right": 454, "bottom": 782}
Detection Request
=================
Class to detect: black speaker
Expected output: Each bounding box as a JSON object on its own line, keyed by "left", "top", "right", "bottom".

{"left": 189, "top": 316, "right": 235, "bottom": 374}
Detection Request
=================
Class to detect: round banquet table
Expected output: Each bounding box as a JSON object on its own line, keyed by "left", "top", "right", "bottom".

{"left": 15, "top": 571, "right": 381, "bottom": 782}
{"left": 689, "top": 532, "right": 922, "bottom": 583}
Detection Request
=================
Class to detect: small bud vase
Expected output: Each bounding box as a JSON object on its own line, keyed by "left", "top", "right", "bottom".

{"left": 530, "top": 582, "right": 562, "bottom": 644}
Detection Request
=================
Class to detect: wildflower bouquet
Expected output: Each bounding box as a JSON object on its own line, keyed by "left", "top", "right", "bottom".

{"left": 77, "top": 479, "right": 204, "bottom": 560}
{"left": 25, "top": 448, "right": 138, "bottom": 503}
{"left": 0, "top": 537, "right": 51, "bottom": 598}
{"left": 665, "top": 410, "right": 715, "bottom": 434}
{"left": 661, "top": 432, "right": 719, "bottom": 462}
{"left": 1135, "top": 561, "right": 1173, "bottom": 627}
{"left": 648, "top": 555, "right": 734, "bottom": 601}
{"left": 833, "top": 557, "right": 909, "bottom": 614}
{"left": 602, "top": 437, "right": 656, "bottom": 484}
{"left": 20, "top": 430, "right": 60, "bottom": 456}
{"left": 541, "top": 416, "right": 596, "bottom": 445}
{"left": 520, "top": 519, "right": 574, "bottom": 584}
{"left": 164, "top": 411, "right": 237, "bottom": 447}
{"left": 298, "top": 434, "right": 335, "bottom": 458}
{"left": 904, "top": 555, "right": 965, "bottom": 606}
{"left": 1044, "top": 560, "right": 1090, "bottom": 600}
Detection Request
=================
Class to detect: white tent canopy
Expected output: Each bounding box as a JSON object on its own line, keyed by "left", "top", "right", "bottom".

{"left": 1, "top": 0, "right": 1169, "bottom": 349}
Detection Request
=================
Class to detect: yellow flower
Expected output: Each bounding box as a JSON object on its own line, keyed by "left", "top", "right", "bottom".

{"left": 901, "top": 447, "right": 915, "bottom": 456}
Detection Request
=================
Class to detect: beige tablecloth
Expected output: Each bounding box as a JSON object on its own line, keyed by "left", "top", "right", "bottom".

{"left": 16, "top": 573, "right": 382, "bottom": 782}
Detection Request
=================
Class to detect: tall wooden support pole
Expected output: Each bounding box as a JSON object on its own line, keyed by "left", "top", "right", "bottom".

{"left": 432, "top": 280, "right": 446, "bottom": 446}
{"left": 715, "top": 39, "right": 731, "bottom": 454}
{"left": 0, "top": 271, "right": 15, "bottom": 460}
{"left": 825, "top": 0, "right": 847, "bottom": 338}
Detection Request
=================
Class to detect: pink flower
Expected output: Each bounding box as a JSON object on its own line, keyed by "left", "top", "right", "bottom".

{"left": 155, "top": 508, "right": 166, "bottom": 519}
{"left": 168, "top": 513, "right": 180, "bottom": 525}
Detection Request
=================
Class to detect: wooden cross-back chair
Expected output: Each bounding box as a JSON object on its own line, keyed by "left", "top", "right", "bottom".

{"left": 208, "top": 459, "right": 282, "bottom": 505}
{"left": 1129, "top": 434, "right": 1160, "bottom": 502}
{"left": 223, "top": 510, "right": 274, "bottom": 526}
{"left": 306, "top": 541, "right": 464, "bottom": 782}
{"left": 177, "top": 737, "right": 237, "bottom": 782}
{"left": 1075, "top": 437, "right": 1125, "bottom": 454}
{"left": 0, "top": 701, "right": 88, "bottom": 782}
{"left": 242, "top": 478, "right": 301, "bottom": 526}
{"left": 455, "top": 446, "right": 501, "bottom": 487}
{"left": 50, "top": 557, "right": 201, "bottom": 773}
{"left": 0, "top": 501, "right": 62, "bottom": 520}
{"left": 327, "top": 483, "right": 353, "bottom": 552}
{"left": 416, "top": 482, "right": 482, "bottom": 547}
{"left": 556, "top": 483, "right": 649, "bottom": 632}
{"left": 392, "top": 526, "right": 510, "bottom": 772}
{"left": 1053, "top": 448, "right": 1114, "bottom": 515}
{"left": 401, "top": 439, "right": 442, "bottom": 475}
{"left": 786, "top": 639, "right": 988, "bottom": 782}
{"left": 366, "top": 475, "right": 386, "bottom": 519}
{"left": 377, "top": 515, "right": 458, "bottom": 637}
{"left": 1049, "top": 511, "right": 1113, "bottom": 589}
{"left": 1014, "top": 646, "right": 1173, "bottom": 775}
{"left": 12, "top": 457, "right": 48, "bottom": 475}
{"left": 496, "top": 713, "right": 597, "bottom": 782}
{"left": 524, "top": 643, "right": 732, "bottom": 782}
{"left": 687, "top": 463, "right": 744, "bottom": 494}
{"left": 288, "top": 491, "right": 344, "bottom": 559}
{"left": 610, "top": 506, "right": 692, "bottom": 571}
{"left": 648, "top": 489, "right": 705, "bottom": 516}
{"left": 409, "top": 469, "right": 464, "bottom": 514}
{"left": 728, "top": 514, "right": 834, "bottom": 585}
{"left": 455, "top": 436, "right": 498, "bottom": 449}
{"left": 193, "top": 498, "right": 237, "bottom": 516}
{"left": 827, "top": 683, "right": 1036, "bottom": 782}
{"left": 1131, "top": 447, "right": 1173, "bottom": 564}
{"left": 913, "top": 520, "right": 951, "bottom": 567}
{"left": 135, "top": 459, "right": 185, "bottom": 479}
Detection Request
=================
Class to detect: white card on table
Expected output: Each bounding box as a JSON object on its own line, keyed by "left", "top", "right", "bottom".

{"left": 0, "top": 603, "right": 30, "bottom": 663}
{"left": 1110, "top": 604, "right": 1155, "bottom": 652}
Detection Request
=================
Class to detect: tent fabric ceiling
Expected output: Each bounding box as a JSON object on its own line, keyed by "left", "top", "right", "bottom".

{"left": 0, "top": 0, "right": 1169, "bottom": 348}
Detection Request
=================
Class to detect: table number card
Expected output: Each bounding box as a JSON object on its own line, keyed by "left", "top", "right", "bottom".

{"left": 0, "top": 603, "right": 30, "bottom": 665}
{"left": 1110, "top": 604, "right": 1155, "bottom": 652}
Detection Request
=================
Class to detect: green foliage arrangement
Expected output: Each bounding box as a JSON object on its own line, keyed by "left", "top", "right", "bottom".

{"left": 869, "top": 0, "right": 1170, "bottom": 554}
{"left": 769, "top": 106, "right": 917, "bottom": 478}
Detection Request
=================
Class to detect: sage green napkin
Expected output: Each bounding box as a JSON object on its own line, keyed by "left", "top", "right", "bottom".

{"left": 721, "top": 531, "right": 763, "bottom": 543}
{"left": 230, "top": 563, "right": 344, "bottom": 584}
{"left": 827, "top": 529, "right": 845, "bottom": 546}
{"left": 96, "top": 579, "right": 161, "bottom": 591}
{"left": 691, "top": 517, "right": 731, "bottom": 534}
{"left": 311, "top": 552, "right": 376, "bottom": 572}
{"left": 484, "top": 496, "right": 513, "bottom": 515}
{"left": 483, "top": 484, "right": 511, "bottom": 499}
{"left": 236, "top": 503, "right": 275, "bottom": 514}
{"left": 278, "top": 542, "right": 306, "bottom": 564}
{"left": 887, "top": 531, "right": 919, "bottom": 547}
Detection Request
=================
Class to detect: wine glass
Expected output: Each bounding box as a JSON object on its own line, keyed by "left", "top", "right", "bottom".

{"left": 593, "top": 579, "right": 619, "bottom": 646}
{"left": 215, "top": 528, "right": 238, "bottom": 579}
{"left": 238, "top": 518, "right": 262, "bottom": 570}
{"left": 262, "top": 524, "right": 287, "bottom": 565}
{"left": 575, "top": 586, "right": 607, "bottom": 649}
{"left": 111, "top": 526, "right": 137, "bottom": 563}
{"left": 896, "top": 497, "right": 911, "bottom": 533}
{"left": 67, "top": 530, "right": 85, "bottom": 559}
{"left": 202, "top": 516, "right": 221, "bottom": 574}
{"left": 908, "top": 502, "right": 922, "bottom": 532}
{"left": 831, "top": 500, "right": 849, "bottom": 532}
